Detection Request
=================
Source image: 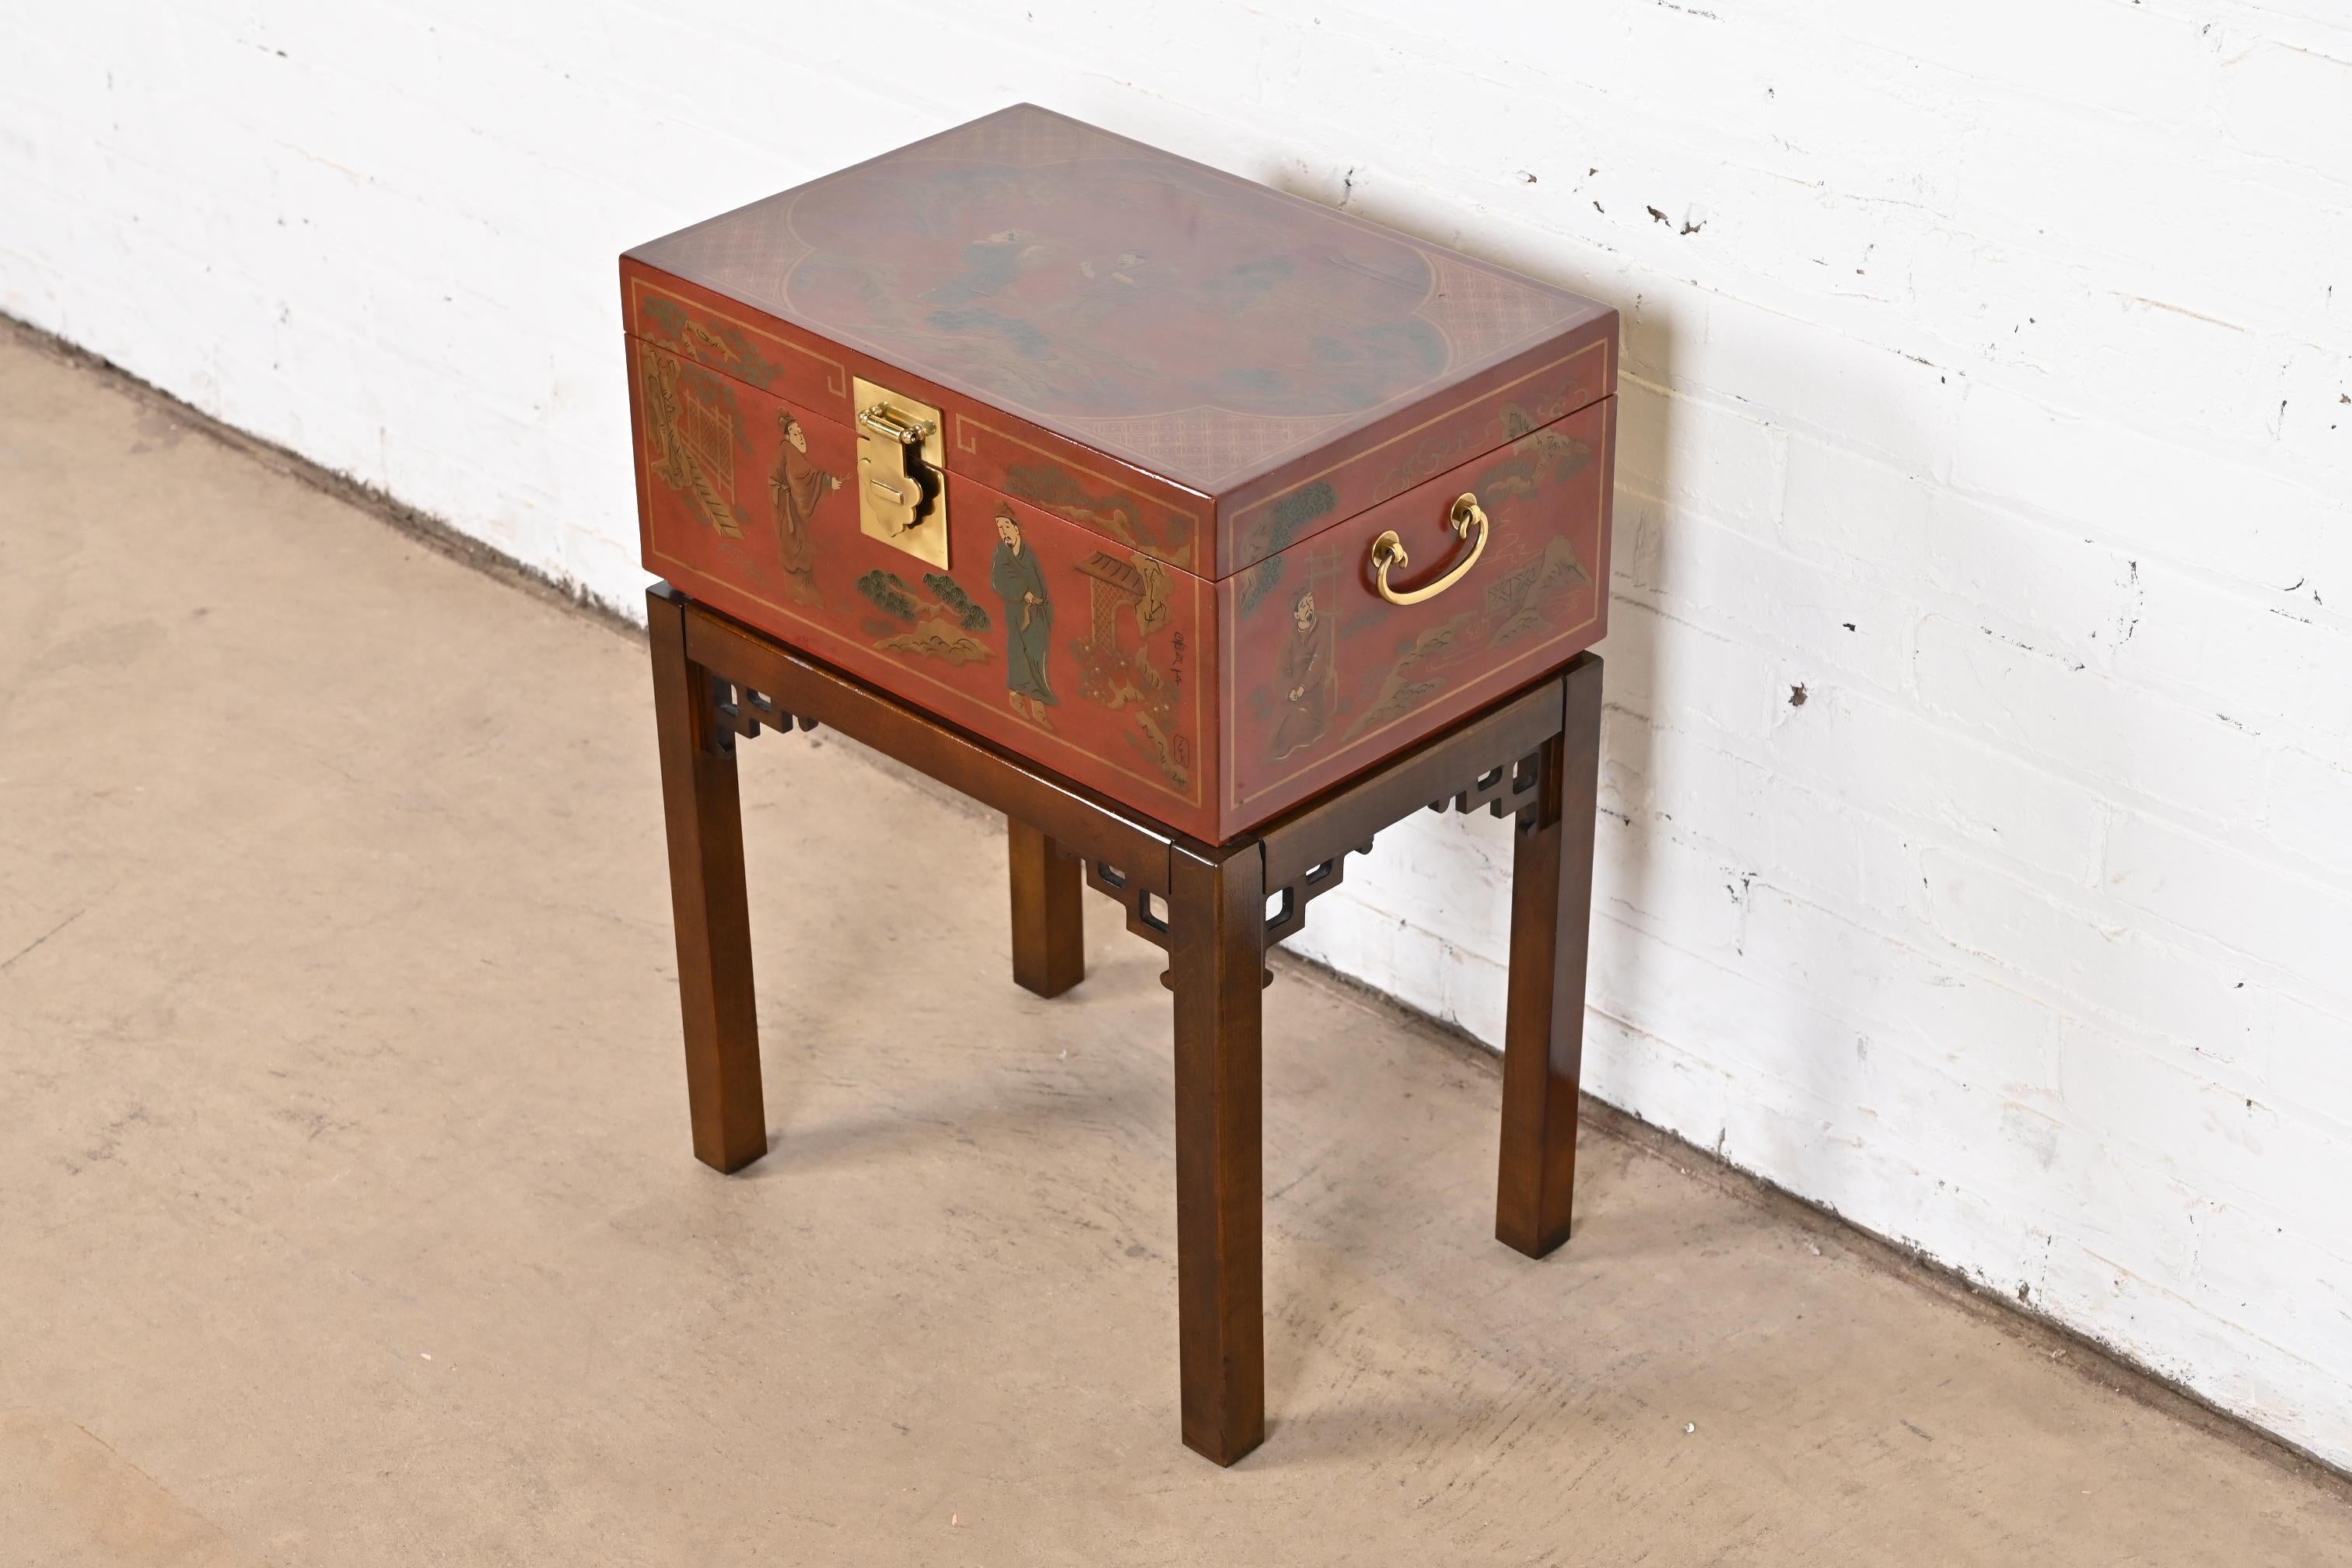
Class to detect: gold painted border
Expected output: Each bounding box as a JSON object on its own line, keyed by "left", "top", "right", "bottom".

{"left": 1225, "top": 404, "right": 1613, "bottom": 810}
{"left": 952, "top": 417, "right": 1206, "bottom": 807}
{"left": 635, "top": 260, "right": 1607, "bottom": 578}
{"left": 1226, "top": 335, "right": 1612, "bottom": 535}
{"left": 628, "top": 274, "right": 849, "bottom": 399}
{"left": 953, "top": 415, "right": 1206, "bottom": 530}
{"left": 631, "top": 271, "right": 1213, "bottom": 571}
{"left": 633, "top": 352, "right": 1204, "bottom": 809}
{"left": 741, "top": 132, "right": 1594, "bottom": 491}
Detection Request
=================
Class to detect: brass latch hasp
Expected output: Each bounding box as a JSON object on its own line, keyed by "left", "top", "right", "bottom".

{"left": 853, "top": 376, "right": 949, "bottom": 568}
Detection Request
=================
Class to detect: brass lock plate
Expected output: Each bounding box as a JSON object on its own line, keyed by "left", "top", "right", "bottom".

{"left": 853, "top": 376, "right": 948, "bottom": 568}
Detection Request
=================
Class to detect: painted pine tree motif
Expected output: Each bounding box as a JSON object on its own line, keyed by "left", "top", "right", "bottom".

{"left": 855, "top": 568, "right": 993, "bottom": 666}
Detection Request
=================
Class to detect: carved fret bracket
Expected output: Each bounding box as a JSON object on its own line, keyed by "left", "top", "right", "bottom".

{"left": 1083, "top": 857, "right": 1268, "bottom": 994}
{"left": 1428, "top": 748, "right": 1546, "bottom": 831}
{"left": 1261, "top": 740, "right": 1552, "bottom": 953}
{"left": 1083, "top": 858, "right": 1172, "bottom": 954}
{"left": 1262, "top": 838, "right": 1374, "bottom": 947}
{"left": 709, "top": 677, "right": 820, "bottom": 756}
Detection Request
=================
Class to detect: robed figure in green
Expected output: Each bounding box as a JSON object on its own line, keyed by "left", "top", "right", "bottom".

{"left": 990, "top": 509, "right": 1057, "bottom": 730}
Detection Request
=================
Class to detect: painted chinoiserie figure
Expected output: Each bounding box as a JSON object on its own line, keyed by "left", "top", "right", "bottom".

{"left": 1270, "top": 587, "right": 1336, "bottom": 760}
{"left": 628, "top": 103, "right": 1618, "bottom": 1468}
{"left": 769, "top": 411, "right": 839, "bottom": 600}
{"left": 990, "top": 507, "right": 1057, "bottom": 730}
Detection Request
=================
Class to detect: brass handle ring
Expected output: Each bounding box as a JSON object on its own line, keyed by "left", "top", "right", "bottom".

{"left": 1370, "top": 493, "right": 1489, "bottom": 607}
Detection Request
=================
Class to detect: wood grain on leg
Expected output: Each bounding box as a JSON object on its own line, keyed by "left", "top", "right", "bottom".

{"left": 1008, "top": 817, "right": 1085, "bottom": 998}
{"left": 1169, "top": 838, "right": 1267, "bottom": 1466}
{"left": 649, "top": 583, "right": 768, "bottom": 1174}
{"left": 1496, "top": 654, "right": 1603, "bottom": 1256}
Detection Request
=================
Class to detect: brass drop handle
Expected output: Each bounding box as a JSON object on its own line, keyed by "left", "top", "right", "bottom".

{"left": 1370, "top": 493, "right": 1489, "bottom": 606}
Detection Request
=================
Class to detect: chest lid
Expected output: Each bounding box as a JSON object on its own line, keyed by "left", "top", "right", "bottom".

{"left": 623, "top": 103, "right": 1615, "bottom": 579}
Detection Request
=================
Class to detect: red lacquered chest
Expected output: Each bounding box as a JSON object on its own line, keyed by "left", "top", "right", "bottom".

{"left": 622, "top": 103, "right": 1617, "bottom": 842}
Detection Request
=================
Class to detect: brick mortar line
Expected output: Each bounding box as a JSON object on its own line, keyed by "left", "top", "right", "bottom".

{"left": 9, "top": 304, "right": 2347, "bottom": 1497}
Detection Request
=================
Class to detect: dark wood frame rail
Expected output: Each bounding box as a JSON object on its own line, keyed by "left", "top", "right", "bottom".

{"left": 647, "top": 582, "right": 1603, "bottom": 1466}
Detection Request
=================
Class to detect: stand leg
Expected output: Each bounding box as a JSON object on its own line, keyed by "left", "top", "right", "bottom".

{"left": 1496, "top": 655, "right": 1603, "bottom": 1257}
{"left": 648, "top": 586, "right": 767, "bottom": 1174}
{"left": 1008, "top": 817, "right": 1085, "bottom": 998}
{"left": 1169, "top": 839, "right": 1267, "bottom": 1466}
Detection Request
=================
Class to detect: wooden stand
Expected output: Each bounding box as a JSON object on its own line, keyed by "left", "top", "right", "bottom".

{"left": 646, "top": 582, "right": 1603, "bottom": 1467}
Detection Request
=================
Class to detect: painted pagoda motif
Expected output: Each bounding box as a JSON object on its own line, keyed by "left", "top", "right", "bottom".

{"left": 1071, "top": 549, "right": 1190, "bottom": 791}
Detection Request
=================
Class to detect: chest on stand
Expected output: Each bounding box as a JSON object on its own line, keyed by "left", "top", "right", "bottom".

{"left": 622, "top": 104, "right": 1616, "bottom": 843}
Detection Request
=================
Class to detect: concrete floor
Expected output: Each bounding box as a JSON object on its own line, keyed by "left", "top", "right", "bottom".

{"left": 2, "top": 327, "right": 2347, "bottom": 1567}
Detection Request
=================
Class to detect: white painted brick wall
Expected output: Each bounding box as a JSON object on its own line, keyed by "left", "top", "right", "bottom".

{"left": 4, "top": 0, "right": 2347, "bottom": 1468}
